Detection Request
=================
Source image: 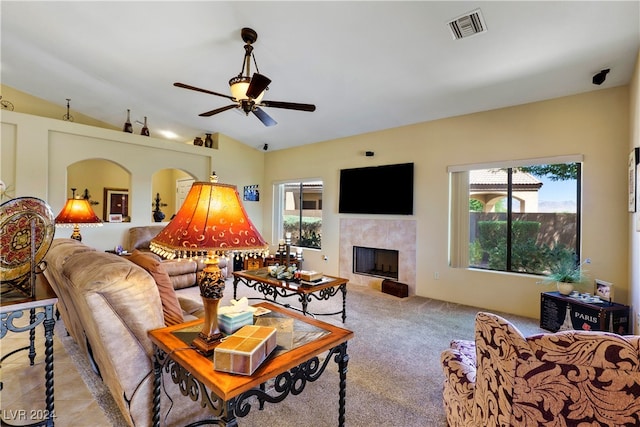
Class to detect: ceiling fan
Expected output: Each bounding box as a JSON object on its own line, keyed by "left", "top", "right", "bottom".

{"left": 174, "top": 27, "right": 316, "bottom": 127}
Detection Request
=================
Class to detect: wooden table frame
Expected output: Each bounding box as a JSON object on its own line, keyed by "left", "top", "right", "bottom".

{"left": 1, "top": 274, "right": 58, "bottom": 427}
{"left": 149, "top": 302, "right": 354, "bottom": 427}
{"left": 232, "top": 269, "right": 348, "bottom": 323}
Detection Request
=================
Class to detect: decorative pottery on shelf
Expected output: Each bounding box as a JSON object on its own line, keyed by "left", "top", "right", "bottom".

{"left": 204, "top": 133, "right": 214, "bottom": 148}
{"left": 140, "top": 116, "right": 150, "bottom": 136}
{"left": 123, "top": 109, "right": 133, "bottom": 133}
{"left": 557, "top": 281, "right": 574, "bottom": 295}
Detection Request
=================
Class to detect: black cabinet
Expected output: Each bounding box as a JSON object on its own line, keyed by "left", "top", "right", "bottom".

{"left": 540, "top": 292, "right": 630, "bottom": 334}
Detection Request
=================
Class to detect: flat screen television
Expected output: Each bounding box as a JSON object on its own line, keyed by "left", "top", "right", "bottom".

{"left": 339, "top": 162, "right": 414, "bottom": 215}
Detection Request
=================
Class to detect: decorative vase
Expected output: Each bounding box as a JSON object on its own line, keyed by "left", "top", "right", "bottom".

{"left": 557, "top": 282, "right": 574, "bottom": 295}
{"left": 193, "top": 137, "right": 203, "bottom": 146}
{"left": 152, "top": 192, "right": 166, "bottom": 222}
{"left": 140, "top": 116, "right": 150, "bottom": 136}
{"left": 123, "top": 109, "right": 133, "bottom": 133}
{"left": 153, "top": 210, "right": 165, "bottom": 222}
{"left": 204, "top": 133, "right": 213, "bottom": 148}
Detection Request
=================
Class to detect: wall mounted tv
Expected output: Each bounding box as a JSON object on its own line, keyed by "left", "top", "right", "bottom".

{"left": 339, "top": 162, "right": 414, "bottom": 215}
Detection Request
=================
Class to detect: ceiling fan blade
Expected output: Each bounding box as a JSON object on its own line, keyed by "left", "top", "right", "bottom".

{"left": 252, "top": 107, "right": 277, "bottom": 127}
{"left": 199, "top": 104, "right": 238, "bottom": 117}
{"left": 261, "top": 100, "right": 316, "bottom": 112}
{"left": 174, "top": 82, "right": 235, "bottom": 101}
{"left": 246, "top": 73, "right": 271, "bottom": 99}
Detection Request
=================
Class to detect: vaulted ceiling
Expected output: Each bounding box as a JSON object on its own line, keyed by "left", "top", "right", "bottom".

{"left": 2, "top": 1, "right": 638, "bottom": 151}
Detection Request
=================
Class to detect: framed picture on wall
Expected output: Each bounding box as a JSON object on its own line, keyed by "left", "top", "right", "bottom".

{"left": 629, "top": 147, "right": 639, "bottom": 212}
{"left": 104, "top": 187, "right": 129, "bottom": 222}
{"left": 243, "top": 185, "right": 259, "bottom": 202}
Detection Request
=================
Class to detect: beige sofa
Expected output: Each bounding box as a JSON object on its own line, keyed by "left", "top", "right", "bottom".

{"left": 127, "top": 225, "right": 229, "bottom": 284}
{"left": 441, "top": 312, "right": 640, "bottom": 427}
{"left": 43, "top": 238, "right": 213, "bottom": 426}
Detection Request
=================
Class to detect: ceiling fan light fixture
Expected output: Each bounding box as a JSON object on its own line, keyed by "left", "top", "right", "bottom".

{"left": 229, "top": 76, "right": 265, "bottom": 103}
{"left": 175, "top": 27, "right": 314, "bottom": 126}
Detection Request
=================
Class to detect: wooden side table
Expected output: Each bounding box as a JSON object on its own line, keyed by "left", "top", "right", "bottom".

{"left": 1, "top": 274, "right": 58, "bottom": 426}
{"left": 149, "top": 302, "right": 354, "bottom": 427}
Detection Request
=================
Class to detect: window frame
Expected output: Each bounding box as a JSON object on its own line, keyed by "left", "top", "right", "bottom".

{"left": 448, "top": 155, "right": 583, "bottom": 275}
{"left": 273, "top": 178, "right": 323, "bottom": 250}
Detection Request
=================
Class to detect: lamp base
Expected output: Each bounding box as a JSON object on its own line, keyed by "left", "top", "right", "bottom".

{"left": 192, "top": 331, "right": 224, "bottom": 355}
{"left": 70, "top": 224, "right": 82, "bottom": 241}
{"left": 192, "top": 296, "right": 224, "bottom": 355}
{"left": 192, "top": 261, "right": 225, "bottom": 355}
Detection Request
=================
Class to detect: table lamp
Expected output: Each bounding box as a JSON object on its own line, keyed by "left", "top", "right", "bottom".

{"left": 55, "top": 188, "right": 102, "bottom": 241}
{"left": 150, "top": 173, "right": 268, "bottom": 354}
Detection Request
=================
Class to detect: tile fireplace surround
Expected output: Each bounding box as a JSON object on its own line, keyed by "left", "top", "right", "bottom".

{"left": 339, "top": 218, "right": 416, "bottom": 295}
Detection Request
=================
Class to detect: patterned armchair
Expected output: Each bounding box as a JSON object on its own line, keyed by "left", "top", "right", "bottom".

{"left": 441, "top": 312, "right": 640, "bottom": 426}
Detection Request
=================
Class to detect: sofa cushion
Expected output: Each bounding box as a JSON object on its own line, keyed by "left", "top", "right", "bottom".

{"left": 127, "top": 225, "right": 165, "bottom": 252}
{"left": 128, "top": 250, "right": 184, "bottom": 326}
{"left": 161, "top": 259, "right": 199, "bottom": 289}
{"left": 179, "top": 296, "right": 205, "bottom": 320}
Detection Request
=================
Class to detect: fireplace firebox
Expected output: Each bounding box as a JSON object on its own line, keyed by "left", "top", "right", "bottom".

{"left": 353, "top": 246, "right": 399, "bottom": 279}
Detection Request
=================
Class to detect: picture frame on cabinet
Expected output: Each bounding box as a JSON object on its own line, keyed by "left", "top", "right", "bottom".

{"left": 595, "top": 279, "right": 613, "bottom": 303}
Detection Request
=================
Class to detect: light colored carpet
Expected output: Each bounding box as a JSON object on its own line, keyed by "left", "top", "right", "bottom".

{"left": 59, "top": 280, "right": 544, "bottom": 426}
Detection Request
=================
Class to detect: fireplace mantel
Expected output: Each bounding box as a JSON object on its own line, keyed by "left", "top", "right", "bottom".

{"left": 339, "top": 218, "right": 416, "bottom": 295}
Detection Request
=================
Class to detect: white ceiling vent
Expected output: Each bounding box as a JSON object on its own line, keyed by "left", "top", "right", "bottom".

{"left": 448, "top": 9, "right": 487, "bottom": 40}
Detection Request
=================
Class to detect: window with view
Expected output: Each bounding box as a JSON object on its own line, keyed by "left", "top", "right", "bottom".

{"left": 277, "top": 180, "right": 323, "bottom": 249}
{"left": 449, "top": 159, "right": 582, "bottom": 276}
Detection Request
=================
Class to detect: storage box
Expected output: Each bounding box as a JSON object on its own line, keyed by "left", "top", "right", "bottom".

{"left": 214, "top": 325, "right": 277, "bottom": 375}
{"left": 255, "top": 317, "right": 294, "bottom": 350}
{"left": 381, "top": 279, "right": 408, "bottom": 298}
{"left": 218, "top": 310, "right": 254, "bottom": 335}
{"left": 299, "top": 270, "right": 323, "bottom": 282}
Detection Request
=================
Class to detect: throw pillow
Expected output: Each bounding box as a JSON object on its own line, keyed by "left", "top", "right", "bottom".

{"left": 128, "top": 250, "right": 184, "bottom": 326}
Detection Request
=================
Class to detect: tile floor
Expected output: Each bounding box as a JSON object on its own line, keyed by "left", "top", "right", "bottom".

{"left": 1, "top": 320, "right": 111, "bottom": 426}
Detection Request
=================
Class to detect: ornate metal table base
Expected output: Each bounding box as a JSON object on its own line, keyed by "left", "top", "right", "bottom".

{"left": 152, "top": 342, "right": 349, "bottom": 427}
{"left": 233, "top": 277, "right": 348, "bottom": 323}
{"left": 1, "top": 305, "right": 56, "bottom": 427}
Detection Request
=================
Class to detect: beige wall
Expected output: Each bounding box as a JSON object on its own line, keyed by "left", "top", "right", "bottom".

{"left": 2, "top": 78, "right": 636, "bottom": 322}
{"left": 0, "top": 84, "right": 118, "bottom": 130}
{"left": 151, "top": 168, "right": 193, "bottom": 222}
{"left": 1, "top": 110, "right": 265, "bottom": 251}
{"left": 264, "top": 86, "right": 631, "bottom": 319}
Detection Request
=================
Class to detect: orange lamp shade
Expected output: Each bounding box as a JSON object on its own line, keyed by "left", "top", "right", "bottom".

{"left": 150, "top": 181, "right": 268, "bottom": 259}
{"left": 55, "top": 198, "right": 102, "bottom": 225}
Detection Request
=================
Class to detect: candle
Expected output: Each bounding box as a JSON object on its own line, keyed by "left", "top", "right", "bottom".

{"left": 285, "top": 232, "right": 291, "bottom": 239}
{"left": 296, "top": 247, "right": 303, "bottom": 254}
{"left": 279, "top": 239, "right": 285, "bottom": 245}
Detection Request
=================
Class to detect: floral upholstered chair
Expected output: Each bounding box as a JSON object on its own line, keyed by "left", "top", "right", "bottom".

{"left": 441, "top": 312, "right": 640, "bottom": 426}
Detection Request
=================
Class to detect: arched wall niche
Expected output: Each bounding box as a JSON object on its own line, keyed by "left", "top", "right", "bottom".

{"left": 151, "top": 168, "right": 195, "bottom": 222}
{"left": 67, "top": 158, "right": 131, "bottom": 221}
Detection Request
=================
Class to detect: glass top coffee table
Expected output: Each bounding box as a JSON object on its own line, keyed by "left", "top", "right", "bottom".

{"left": 232, "top": 268, "right": 348, "bottom": 323}
{"left": 148, "top": 301, "right": 354, "bottom": 427}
